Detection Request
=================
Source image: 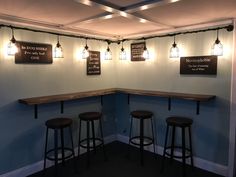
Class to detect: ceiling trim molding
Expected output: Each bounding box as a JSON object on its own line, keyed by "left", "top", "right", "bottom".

{"left": 73, "top": 0, "right": 172, "bottom": 27}
{"left": 123, "top": 19, "right": 234, "bottom": 39}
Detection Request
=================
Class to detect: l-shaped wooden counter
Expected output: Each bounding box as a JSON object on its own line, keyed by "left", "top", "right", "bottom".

{"left": 18, "top": 88, "right": 216, "bottom": 118}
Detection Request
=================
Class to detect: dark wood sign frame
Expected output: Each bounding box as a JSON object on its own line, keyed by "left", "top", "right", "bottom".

{"left": 131, "top": 42, "right": 145, "bottom": 61}
{"left": 87, "top": 51, "right": 101, "bottom": 75}
{"left": 15, "top": 41, "right": 52, "bottom": 64}
{"left": 180, "top": 55, "right": 217, "bottom": 75}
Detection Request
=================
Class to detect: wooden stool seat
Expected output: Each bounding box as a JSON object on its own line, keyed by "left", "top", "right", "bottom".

{"left": 166, "top": 116, "right": 193, "bottom": 127}
{"left": 45, "top": 118, "right": 72, "bottom": 129}
{"left": 79, "top": 112, "right": 102, "bottom": 121}
{"left": 130, "top": 110, "right": 153, "bottom": 119}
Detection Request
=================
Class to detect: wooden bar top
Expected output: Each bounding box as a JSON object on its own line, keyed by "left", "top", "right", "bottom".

{"left": 116, "top": 88, "right": 216, "bottom": 101}
{"left": 18, "top": 88, "right": 215, "bottom": 105}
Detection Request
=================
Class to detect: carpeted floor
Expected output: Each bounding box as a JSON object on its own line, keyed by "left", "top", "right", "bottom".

{"left": 28, "top": 141, "right": 223, "bottom": 177}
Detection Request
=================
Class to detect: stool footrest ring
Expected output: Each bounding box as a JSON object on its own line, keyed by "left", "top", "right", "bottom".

{"left": 164, "top": 146, "right": 192, "bottom": 159}
{"left": 46, "top": 147, "right": 74, "bottom": 161}
{"left": 79, "top": 138, "right": 104, "bottom": 149}
{"left": 129, "top": 136, "right": 154, "bottom": 146}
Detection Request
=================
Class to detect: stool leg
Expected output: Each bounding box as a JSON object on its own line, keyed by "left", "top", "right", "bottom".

{"left": 78, "top": 119, "right": 82, "bottom": 159}
{"left": 188, "top": 126, "right": 194, "bottom": 169}
{"left": 161, "top": 125, "right": 169, "bottom": 173}
{"left": 86, "top": 121, "right": 90, "bottom": 167}
{"left": 43, "top": 127, "right": 49, "bottom": 171}
{"left": 140, "top": 118, "right": 144, "bottom": 166}
{"left": 54, "top": 129, "right": 58, "bottom": 177}
{"left": 170, "top": 125, "right": 176, "bottom": 164}
{"left": 91, "top": 120, "right": 97, "bottom": 154}
{"left": 151, "top": 117, "right": 156, "bottom": 157}
{"left": 99, "top": 119, "right": 107, "bottom": 161}
{"left": 69, "top": 125, "right": 77, "bottom": 173}
{"left": 127, "top": 116, "right": 133, "bottom": 158}
{"left": 60, "top": 128, "right": 65, "bottom": 166}
{"left": 182, "top": 127, "right": 186, "bottom": 177}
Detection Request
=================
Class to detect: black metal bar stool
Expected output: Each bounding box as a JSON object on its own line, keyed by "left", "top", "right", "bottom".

{"left": 78, "top": 112, "right": 107, "bottom": 167}
{"left": 161, "top": 116, "right": 194, "bottom": 177}
{"left": 43, "top": 117, "right": 76, "bottom": 177}
{"left": 128, "top": 110, "right": 156, "bottom": 165}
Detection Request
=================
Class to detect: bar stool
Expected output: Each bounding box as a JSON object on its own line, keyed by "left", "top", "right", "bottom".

{"left": 43, "top": 117, "right": 76, "bottom": 177}
{"left": 78, "top": 112, "right": 107, "bottom": 167}
{"left": 128, "top": 110, "right": 156, "bottom": 165}
{"left": 161, "top": 116, "right": 194, "bottom": 177}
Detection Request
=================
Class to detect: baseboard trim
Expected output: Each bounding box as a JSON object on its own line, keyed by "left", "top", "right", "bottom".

{"left": 117, "top": 134, "right": 228, "bottom": 177}
{"left": 2, "top": 134, "right": 228, "bottom": 177}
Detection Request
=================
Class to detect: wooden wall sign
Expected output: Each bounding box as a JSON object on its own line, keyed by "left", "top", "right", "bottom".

{"left": 180, "top": 55, "right": 217, "bottom": 75}
{"left": 131, "top": 42, "right": 145, "bottom": 61}
{"left": 15, "top": 41, "right": 52, "bottom": 64}
{"left": 87, "top": 51, "right": 101, "bottom": 75}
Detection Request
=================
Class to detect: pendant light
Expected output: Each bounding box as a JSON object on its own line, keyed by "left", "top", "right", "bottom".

{"left": 142, "top": 40, "right": 149, "bottom": 60}
{"left": 119, "top": 41, "right": 126, "bottom": 60}
{"left": 7, "top": 27, "right": 18, "bottom": 56}
{"left": 169, "top": 35, "right": 180, "bottom": 58}
{"left": 212, "top": 29, "right": 223, "bottom": 56}
{"left": 105, "top": 41, "right": 112, "bottom": 60}
{"left": 82, "top": 38, "right": 89, "bottom": 59}
{"left": 54, "top": 35, "right": 64, "bottom": 58}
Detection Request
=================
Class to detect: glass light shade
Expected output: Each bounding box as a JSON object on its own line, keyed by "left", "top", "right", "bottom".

{"left": 54, "top": 42, "right": 64, "bottom": 58}
{"left": 142, "top": 48, "right": 149, "bottom": 60}
{"left": 170, "top": 44, "right": 180, "bottom": 58}
{"left": 212, "top": 41, "right": 223, "bottom": 56}
{"left": 119, "top": 48, "right": 126, "bottom": 60}
{"left": 82, "top": 45, "right": 89, "bottom": 59}
{"left": 7, "top": 38, "right": 18, "bottom": 56}
{"left": 105, "top": 48, "right": 112, "bottom": 60}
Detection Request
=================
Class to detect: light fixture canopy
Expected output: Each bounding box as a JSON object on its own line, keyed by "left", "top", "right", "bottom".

{"left": 7, "top": 28, "right": 18, "bottom": 56}
{"left": 54, "top": 35, "right": 64, "bottom": 58}
{"left": 105, "top": 41, "right": 112, "bottom": 60}
{"left": 142, "top": 40, "right": 149, "bottom": 60}
{"left": 82, "top": 38, "right": 89, "bottom": 59}
{"left": 119, "top": 41, "right": 126, "bottom": 60}
{"left": 212, "top": 29, "right": 223, "bottom": 56}
{"left": 169, "top": 35, "right": 180, "bottom": 58}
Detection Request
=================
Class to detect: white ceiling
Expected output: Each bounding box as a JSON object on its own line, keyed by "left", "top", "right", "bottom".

{"left": 0, "top": 0, "right": 235, "bottom": 39}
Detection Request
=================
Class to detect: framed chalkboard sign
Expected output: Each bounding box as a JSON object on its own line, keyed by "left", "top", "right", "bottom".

{"left": 131, "top": 42, "right": 145, "bottom": 61}
{"left": 87, "top": 51, "right": 101, "bottom": 75}
{"left": 180, "top": 55, "right": 217, "bottom": 75}
{"left": 15, "top": 41, "right": 52, "bottom": 64}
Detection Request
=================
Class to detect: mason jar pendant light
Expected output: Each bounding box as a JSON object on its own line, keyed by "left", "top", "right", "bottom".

{"left": 54, "top": 35, "right": 64, "bottom": 58}
{"left": 82, "top": 38, "right": 89, "bottom": 59}
{"left": 142, "top": 40, "right": 149, "bottom": 60}
{"left": 105, "top": 41, "right": 112, "bottom": 60}
{"left": 7, "top": 27, "right": 18, "bottom": 56}
{"left": 119, "top": 41, "right": 126, "bottom": 60}
{"left": 212, "top": 29, "right": 223, "bottom": 56}
{"left": 169, "top": 35, "right": 180, "bottom": 58}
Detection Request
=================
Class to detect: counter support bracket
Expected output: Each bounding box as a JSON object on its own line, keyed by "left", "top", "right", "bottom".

{"left": 168, "top": 97, "right": 171, "bottom": 111}
{"left": 101, "top": 96, "right": 103, "bottom": 106}
{"left": 196, "top": 101, "right": 200, "bottom": 115}
{"left": 61, "top": 101, "right": 64, "bottom": 114}
{"left": 128, "top": 94, "right": 130, "bottom": 105}
{"left": 34, "top": 104, "right": 38, "bottom": 119}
